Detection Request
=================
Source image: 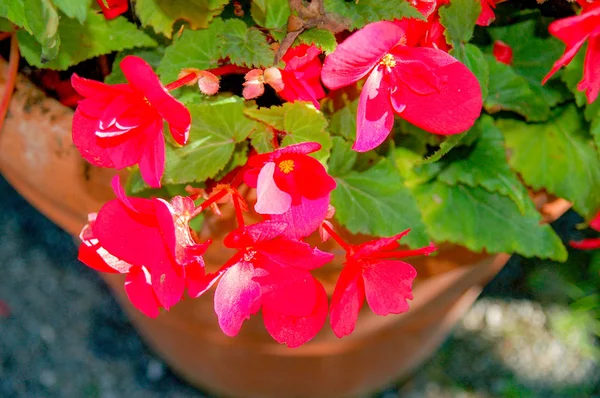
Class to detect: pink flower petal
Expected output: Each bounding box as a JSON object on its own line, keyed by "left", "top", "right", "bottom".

{"left": 330, "top": 265, "right": 365, "bottom": 338}
{"left": 125, "top": 266, "right": 161, "bottom": 318}
{"left": 278, "top": 142, "right": 322, "bottom": 156}
{"left": 72, "top": 110, "right": 114, "bottom": 168}
{"left": 354, "top": 66, "right": 395, "bottom": 152}
{"left": 362, "top": 260, "right": 416, "bottom": 316}
{"left": 321, "top": 21, "right": 406, "bottom": 90}
{"left": 255, "top": 162, "right": 293, "bottom": 215}
{"left": 270, "top": 195, "right": 331, "bottom": 239}
{"left": 187, "top": 269, "right": 224, "bottom": 298}
{"left": 224, "top": 221, "right": 288, "bottom": 248}
{"left": 389, "top": 46, "right": 482, "bottom": 136}
{"left": 569, "top": 238, "right": 600, "bottom": 250}
{"left": 214, "top": 261, "right": 261, "bottom": 336}
{"left": 120, "top": 55, "right": 191, "bottom": 145}
{"left": 262, "top": 277, "right": 328, "bottom": 348}
{"left": 578, "top": 34, "right": 600, "bottom": 103}
{"left": 258, "top": 268, "right": 317, "bottom": 317}
{"left": 138, "top": 122, "right": 166, "bottom": 188}
{"left": 476, "top": 0, "right": 496, "bottom": 26}
{"left": 258, "top": 238, "right": 334, "bottom": 270}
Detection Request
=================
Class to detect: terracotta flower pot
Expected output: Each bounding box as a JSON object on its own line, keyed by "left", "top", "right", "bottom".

{"left": 0, "top": 61, "right": 571, "bottom": 398}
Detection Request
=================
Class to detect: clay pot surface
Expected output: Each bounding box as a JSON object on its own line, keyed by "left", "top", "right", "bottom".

{"left": 0, "top": 61, "right": 571, "bottom": 398}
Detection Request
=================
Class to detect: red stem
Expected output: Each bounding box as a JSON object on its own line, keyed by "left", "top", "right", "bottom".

{"left": 0, "top": 34, "right": 19, "bottom": 134}
{"left": 321, "top": 223, "right": 352, "bottom": 252}
{"left": 209, "top": 65, "right": 251, "bottom": 76}
{"left": 165, "top": 72, "right": 197, "bottom": 91}
{"left": 369, "top": 243, "right": 437, "bottom": 259}
{"left": 232, "top": 194, "right": 245, "bottom": 228}
{"left": 190, "top": 189, "right": 228, "bottom": 219}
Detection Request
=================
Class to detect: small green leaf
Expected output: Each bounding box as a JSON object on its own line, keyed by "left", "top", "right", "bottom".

{"left": 218, "top": 19, "right": 274, "bottom": 68}
{"left": 332, "top": 159, "right": 429, "bottom": 247}
{"left": 324, "top": 0, "right": 424, "bottom": 30}
{"left": 328, "top": 137, "right": 357, "bottom": 176}
{"left": 157, "top": 20, "right": 223, "bottom": 83}
{"left": 250, "top": 0, "right": 290, "bottom": 29}
{"left": 135, "top": 0, "right": 229, "bottom": 38}
{"left": 105, "top": 47, "right": 165, "bottom": 85}
{"left": 451, "top": 43, "right": 489, "bottom": 101}
{"left": 298, "top": 29, "right": 337, "bottom": 54}
{"left": 418, "top": 133, "right": 466, "bottom": 165}
{"left": 499, "top": 105, "right": 600, "bottom": 218}
{"left": 439, "top": 0, "right": 480, "bottom": 47}
{"left": 438, "top": 115, "right": 528, "bottom": 214}
{"left": 18, "top": 11, "right": 157, "bottom": 70}
{"left": 413, "top": 180, "right": 567, "bottom": 260}
{"left": 484, "top": 55, "right": 550, "bottom": 122}
{"left": 488, "top": 19, "right": 570, "bottom": 108}
{"left": 249, "top": 125, "right": 276, "bottom": 153}
{"left": 53, "top": 0, "right": 91, "bottom": 24}
{"left": 281, "top": 102, "right": 331, "bottom": 163}
{"left": 163, "top": 97, "right": 259, "bottom": 184}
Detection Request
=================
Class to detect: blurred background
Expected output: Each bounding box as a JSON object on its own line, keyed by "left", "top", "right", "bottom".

{"left": 1, "top": 174, "right": 599, "bottom": 398}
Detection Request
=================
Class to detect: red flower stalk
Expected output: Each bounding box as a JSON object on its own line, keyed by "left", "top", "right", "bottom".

{"left": 570, "top": 211, "right": 600, "bottom": 250}
{"left": 78, "top": 176, "right": 210, "bottom": 317}
{"left": 325, "top": 226, "right": 436, "bottom": 337}
{"left": 71, "top": 56, "right": 191, "bottom": 188}
{"left": 189, "top": 221, "right": 333, "bottom": 347}
{"left": 493, "top": 40, "right": 513, "bottom": 65}
{"left": 542, "top": 0, "right": 600, "bottom": 103}
{"left": 321, "top": 21, "right": 482, "bottom": 152}
{"left": 244, "top": 142, "right": 336, "bottom": 238}
{"left": 96, "top": 0, "right": 129, "bottom": 20}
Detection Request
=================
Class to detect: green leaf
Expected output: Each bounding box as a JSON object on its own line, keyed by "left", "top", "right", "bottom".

{"left": 250, "top": 0, "right": 290, "bottom": 29}
{"left": 135, "top": 0, "right": 229, "bottom": 38}
{"left": 328, "top": 137, "right": 357, "bottom": 176}
{"left": 298, "top": 29, "right": 337, "bottom": 54}
{"left": 488, "top": 19, "right": 570, "bottom": 107}
{"left": 0, "top": 1, "right": 28, "bottom": 29}
{"left": 245, "top": 102, "right": 332, "bottom": 162}
{"left": 53, "top": 0, "right": 91, "bottom": 24}
{"left": 329, "top": 97, "right": 357, "bottom": 140}
{"left": 163, "top": 97, "right": 259, "bottom": 184}
{"left": 498, "top": 105, "right": 600, "bottom": 218}
{"left": 418, "top": 133, "right": 466, "bottom": 165}
{"left": 0, "top": 17, "right": 12, "bottom": 32}
{"left": 157, "top": 20, "right": 223, "bottom": 83}
{"left": 413, "top": 180, "right": 567, "bottom": 260}
{"left": 561, "top": 47, "right": 600, "bottom": 122}
{"left": 484, "top": 55, "right": 550, "bottom": 122}
{"left": 332, "top": 159, "right": 429, "bottom": 248}
{"left": 451, "top": 43, "right": 489, "bottom": 101}
{"left": 439, "top": 0, "right": 480, "bottom": 47}
{"left": 21, "top": 0, "right": 61, "bottom": 62}
{"left": 105, "top": 47, "right": 165, "bottom": 85}
{"left": 18, "top": 11, "right": 157, "bottom": 70}
{"left": 438, "top": 115, "right": 528, "bottom": 214}
{"left": 217, "top": 19, "right": 274, "bottom": 68}
{"left": 249, "top": 125, "right": 276, "bottom": 153}
{"left": 324, "top": 0, "right": 424, "bottom": 30}
{"left": 281, "top": 102, "right": 331, "bottom": 163}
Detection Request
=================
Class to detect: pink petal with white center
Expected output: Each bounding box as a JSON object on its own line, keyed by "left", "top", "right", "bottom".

{"left": 125, "top": 266, "right": 161, "bottom": 318}
{"left": 354, "top": 66, "right": 395, "bottom": 152}
{"left": 321, "top": 21, "right": 406, "bottom": 90}
{"left": 138, "top": 122, "right": 166, "bottom": 188}
{"left": 214, "top": 261, "right": 261, "bottom": 336}
{"left": 389, "top": 47, "right": 482, "bottom": 136}
{"left": 255, "top": 162, "right": 293, "bottom": 215}
{"left": 270, "top": 195, "right": 330, "bottom": 239}
{"left": 72, "top": 110, "right": 114, "bottom": 168}
{"left": 362, "top": 260, "right": 416, "bottom": 316}
{"left": 330, "top": 265, "right": 365, "bottom": 338}
{"left": 120, "top": 55, "right": 191, "bottom": 145}
{"left": 578, "top": 34, "right": 600, "bottom": 103}
{"left": 262, "top": 277, "right": 328, "bottom": 348}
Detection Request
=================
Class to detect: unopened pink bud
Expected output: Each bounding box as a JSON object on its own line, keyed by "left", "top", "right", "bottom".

{"left": 243, "top": 69, "right": 265, "bottom": 99}
{"left": 264, "top": 67, "right": 284, "bottom": 92}
{"left": 197, "top": 71, "right": 220, "bottom": 95}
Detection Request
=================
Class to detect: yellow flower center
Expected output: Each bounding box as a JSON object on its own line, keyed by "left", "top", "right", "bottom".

{"left": 380, "top": 53, "right": 396, "bottom": 68}
{"left": 278, "top": 159, "right": 295, "bottom": 174}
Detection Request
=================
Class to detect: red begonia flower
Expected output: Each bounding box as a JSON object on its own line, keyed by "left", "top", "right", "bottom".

{"left": 493, "top": 40, "right": 513, "bottom": 65}
{"left": 244, "top": 142, "right": 336, "bottom": 238}
{"left": 96, "top": 0, "right": 129, "bottom": 20}
{"left": 396, "top": 15, "right": 450, "bottom": 53}
{"left": 542, "top": 0, "right": 600, "bottom": 103}
{"left": 191, "top": 221, "right": 333, "bottom": 347}
{"left": 570, "top": 211, "right": 600, "bottom": 250}
{"left": 477, "top": 0, "right": 496, "bottom": 26}
{"left": 78, "top": 176, "right": 209, "bottom": 316}
{"left": 71, "top": 55, "right": 191, "bottom": 188}
{"left": 321, "top": 21, "right": 482, "bottom": 152}
{"left": 330, "top": 229, "right": 436, "bottom": 338}
{"left": 278, "top": 44, "right": 326, "bottom": 109}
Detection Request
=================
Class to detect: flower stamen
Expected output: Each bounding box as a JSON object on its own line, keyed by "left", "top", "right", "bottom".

{"left": 380, "top": 53, "right": 396, "bottom": 68}
{"left": 278, "top": 159, "right": 295, "bottom": 174}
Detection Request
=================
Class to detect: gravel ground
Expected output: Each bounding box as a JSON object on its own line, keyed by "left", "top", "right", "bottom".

{"left": 1, "top": 174, "right": 598, "bottom": 398}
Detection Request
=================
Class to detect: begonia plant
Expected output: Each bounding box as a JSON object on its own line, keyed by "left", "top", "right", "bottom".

{"left": 2, "top": 0, "right": 600, "bottom": 348}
